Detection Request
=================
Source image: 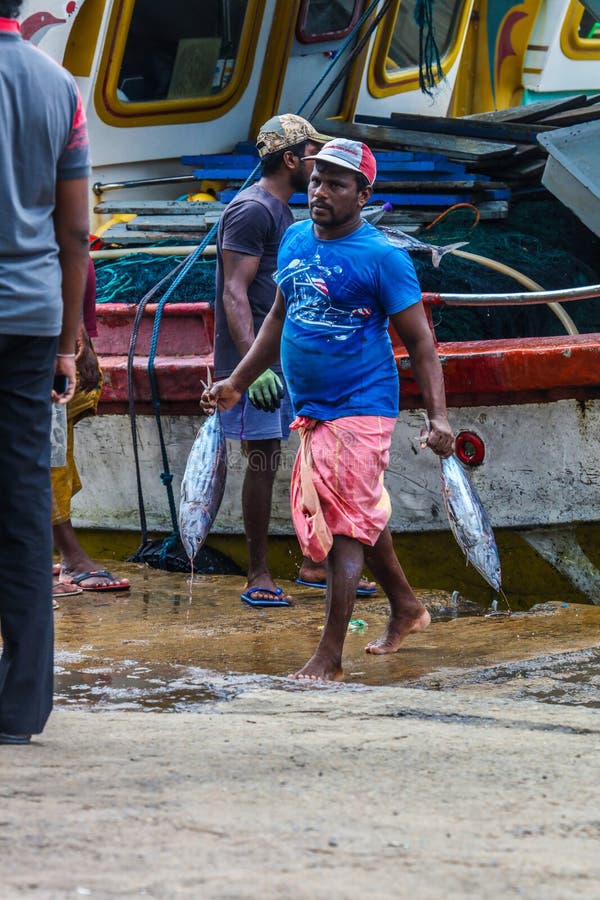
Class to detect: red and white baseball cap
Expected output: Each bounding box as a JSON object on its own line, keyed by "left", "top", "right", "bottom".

{"left": 303, "top": 138, "right": 377, "bottom": 185}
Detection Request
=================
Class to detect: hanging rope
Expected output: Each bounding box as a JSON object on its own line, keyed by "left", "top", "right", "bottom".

{"left": 414, "top": 0, "right": 444, "bottom": 95}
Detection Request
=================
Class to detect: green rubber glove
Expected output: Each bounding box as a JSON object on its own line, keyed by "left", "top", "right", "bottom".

{"left": 248, "top": 369, "right": 284, "bottom": 412}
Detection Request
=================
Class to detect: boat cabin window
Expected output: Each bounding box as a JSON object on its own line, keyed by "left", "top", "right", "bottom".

{"left": 562, "top": 0, "right": 600, "bottom": 56}
{"left": 577, "top": 2, "right": 600, "bottom": 38}
{"left": 296, "top": 0, "right": 365, "bottom": 43}
{"left": 115, "top": 0, "right": 246, "bottom": 103}
{"left": 385, "top": 0, "right": 462, "bottom": 74}
{"left": 367, "top": 0, "right": 469, "bottom": 95}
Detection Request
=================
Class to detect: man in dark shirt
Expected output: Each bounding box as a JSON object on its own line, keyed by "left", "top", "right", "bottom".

{"left": 213, "top": 114, "right": 326, "bottom": 607}
{"left": 0, "top": 1, "right": 90, "bottom": 743}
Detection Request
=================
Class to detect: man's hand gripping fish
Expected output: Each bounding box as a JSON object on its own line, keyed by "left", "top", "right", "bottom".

{"left": 420, "top": 416, "right": 507, "bottom": 605}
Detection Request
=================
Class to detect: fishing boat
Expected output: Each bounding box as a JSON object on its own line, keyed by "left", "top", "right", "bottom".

{"left": 22, "top": 0, "right": 600, "bottom": 601}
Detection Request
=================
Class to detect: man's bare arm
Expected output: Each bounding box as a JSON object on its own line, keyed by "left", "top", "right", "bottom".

{"left": 390, "top": 303, "right": 453, "bottom": 457}
{"left": 53, "top": 177, "right": 89, "bottom": 354}
{"left": 202, "top": 289, "right": 286, "bottom": 413}
{"left": 52, "top": 177, "right": 90, "bottom": 401}
{"left": 221, "top": 249, "right": 261, "bottom": 357}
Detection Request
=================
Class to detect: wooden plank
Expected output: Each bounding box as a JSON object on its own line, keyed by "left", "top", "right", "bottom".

{"left": 181, "top": 153, "right": 259, "bottom": 168}
{"left": 97, "top": 199, "right": 509, "bottom": 246}
{"left": 463, "top": 95, "right": 592, "bottom": 124}
{"left": 321, "top": 119, "right": 517, "bottom": 161}
{"left": 192, "top": 168, "right": 257, "bottom": 180}
{"left": 94, "top": 199, "right": 227, "bottom": 216}
{"left": 375, "top": 159, "right": 467, "bottom": 174}
{"left": 371, "top": 191, "right": 509, "bottom": 205}
{"left": 96, "top": 225, "right": 202, "bottom": 245}
{"left": 541, "top": 103, "right": 600, "bottom": 128}
{"left": 373, "top": 179, "right": 506, "bottom": 191}
{"left": 125, "top": 216, "right": 222, "bottom": 233}
{"left": 469, "top": 142, "right": 543, "bottom": 171}
{"left": 362, "top": 112, "right": 550, "bottom": 144}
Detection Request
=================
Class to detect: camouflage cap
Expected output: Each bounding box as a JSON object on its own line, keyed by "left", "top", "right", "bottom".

{"left": 256, "top": 114, "right": 329, "bottom": 158}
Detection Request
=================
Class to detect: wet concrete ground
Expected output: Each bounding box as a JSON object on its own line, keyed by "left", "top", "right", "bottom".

{"left": 54, "top": 560, "right": 600, "bottom": 711}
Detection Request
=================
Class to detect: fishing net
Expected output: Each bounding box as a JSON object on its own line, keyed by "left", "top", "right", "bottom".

{"left": 414, "top": 197, "right": 600, "bottom": 341}
{"left": 130, "top": 535, "right": 242, "bottom": 574}
{"left": 95, "top": 253, "right": 216, "bottom": 305}
{"left": 93, "top": 199, "right": 600, "bottom": 342}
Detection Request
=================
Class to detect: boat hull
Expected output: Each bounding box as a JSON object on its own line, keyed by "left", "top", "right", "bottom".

{"left": 71, "top": 398, "right": 600, "bottom": 535}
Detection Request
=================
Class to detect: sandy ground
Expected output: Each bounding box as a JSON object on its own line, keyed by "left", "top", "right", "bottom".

{"left": 2, "top": 689, "right": 600, "bottom": 899}
{"left": 2, "top": 566, "right": 600, "bottom": 898}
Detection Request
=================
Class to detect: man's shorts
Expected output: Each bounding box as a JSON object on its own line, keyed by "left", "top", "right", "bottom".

{"left": 220, "top": 377, "right": 294, "bottom": 441}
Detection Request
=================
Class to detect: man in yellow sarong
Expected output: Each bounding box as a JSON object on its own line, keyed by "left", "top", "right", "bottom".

{"left": 52, "top": 261, "right": 130, "bottom": 600}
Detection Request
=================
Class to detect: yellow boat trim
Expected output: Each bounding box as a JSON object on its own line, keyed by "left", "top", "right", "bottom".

{"left": 62, "top": 0, "right": 106, "bottom": 77}
{"left": 250, "top": 0, "right": 303, "bottom": 139}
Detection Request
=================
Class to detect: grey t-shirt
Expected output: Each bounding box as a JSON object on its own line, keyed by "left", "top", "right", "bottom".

{"left": 213, "top": 183, "right": 293, "bottom": 377}
{"left": 0, "top": 26, "right": 90, "bottom": 337}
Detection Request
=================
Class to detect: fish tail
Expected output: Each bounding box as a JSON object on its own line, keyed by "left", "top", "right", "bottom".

{"left": 432, "top": 241, "right": 468, "bottom": 267}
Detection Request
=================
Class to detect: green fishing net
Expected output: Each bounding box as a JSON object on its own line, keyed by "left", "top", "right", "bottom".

{"left": 94, "top": 198, "right": 600, "bottom": 341}
{"left": 95, "top": 253, "right": 217, "bottom": 306}
{"left": 413, "top": 197, "right": 600, "bottom": 341}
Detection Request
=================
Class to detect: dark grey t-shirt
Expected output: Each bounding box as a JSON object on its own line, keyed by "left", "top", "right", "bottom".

{"left": 213, "top": 183, "right": 293, "bottom": 377}
{"left": 0, "top": 27, "right": 90, "bottom": 337}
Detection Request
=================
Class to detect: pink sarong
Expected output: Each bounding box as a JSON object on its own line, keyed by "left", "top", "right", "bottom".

{"left": 290, "top": 415, "right": 396, "bottom": 562}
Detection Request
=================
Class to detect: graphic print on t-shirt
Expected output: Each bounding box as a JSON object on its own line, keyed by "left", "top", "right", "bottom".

{"left": 275, "top": 247, "right": 373, "bottom": 343}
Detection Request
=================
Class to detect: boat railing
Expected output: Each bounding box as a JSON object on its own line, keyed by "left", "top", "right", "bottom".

{"left": 428, "top": 283, "right": 600, "bottom": 306}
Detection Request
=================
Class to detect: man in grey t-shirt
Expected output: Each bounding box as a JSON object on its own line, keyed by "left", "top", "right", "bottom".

{"left": 213, "top": 115, "right": 325, "bottom": 607}
{"left": 0, "top": 1, "right": 90, "bottom": 744}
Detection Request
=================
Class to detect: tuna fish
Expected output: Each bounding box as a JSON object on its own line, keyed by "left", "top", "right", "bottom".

{"left": 179, "top": 411, "right": 227, "bottom": 563}
{"left": 378, "top": 225, "right": 467, "bottom": 267}
{"left": 439, "top": 454, "right": 502, "bottom": 593}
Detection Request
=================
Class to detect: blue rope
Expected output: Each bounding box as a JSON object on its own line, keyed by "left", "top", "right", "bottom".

{"left": 145, "top": 163, "right": 261, "bottom": 535}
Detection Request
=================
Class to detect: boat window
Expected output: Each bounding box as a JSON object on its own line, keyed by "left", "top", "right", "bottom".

{"left": 296, "top": 0, "right": 365, "bottom": 43}
{"left": 578, "top": 4, "right": 600, "bottom": 38}
{"left": 385, "top": 0, "right": 462, "bottom": 74}
{"left": 562, "top": 0, "right": 600, "bottom": 56}
{"left": 115, "top": 0, "right": 248, "bottom": 104}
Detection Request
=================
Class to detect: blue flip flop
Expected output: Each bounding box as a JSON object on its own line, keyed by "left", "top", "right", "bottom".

{"left": 295, "top": 577, "right": 378, "bottom": 597}
{"left": 241, "top": 587, "right": 292, "bottom": 608}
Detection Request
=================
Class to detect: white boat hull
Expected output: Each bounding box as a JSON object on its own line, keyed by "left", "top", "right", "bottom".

{"left": 71, "top": 398, "right": 600, "bottom": 534}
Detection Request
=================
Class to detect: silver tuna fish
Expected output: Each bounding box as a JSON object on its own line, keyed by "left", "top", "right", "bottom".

{"left": 179, "top": 410, "right": 227, "bottom": 563}
{"left": 439, "top": 454, "right": 502, "bottom": 593}
{"left": 378, "top": 225, "right": 467, "bottom": 267}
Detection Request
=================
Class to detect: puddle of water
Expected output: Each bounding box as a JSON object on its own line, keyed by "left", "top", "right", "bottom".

{"left": 50, "top": 562, "right": 600, "bottom": 712}
{"left": 420, "top": 647, "right": 600, "bottom": 709}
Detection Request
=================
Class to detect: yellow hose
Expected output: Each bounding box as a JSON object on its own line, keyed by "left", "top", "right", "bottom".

{"left": 90, "top": 245, "right": 216, "bottom": 260}
{"left": 451, "top": 249, "right": 579, "bottom": 336}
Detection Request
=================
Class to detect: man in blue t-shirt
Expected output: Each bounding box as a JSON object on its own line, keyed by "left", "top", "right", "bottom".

{"left": 0, "top": 1, "right": 90, "bottom": 743}
{"left": 203, "top": 139, "right": 453, "bottom": 680}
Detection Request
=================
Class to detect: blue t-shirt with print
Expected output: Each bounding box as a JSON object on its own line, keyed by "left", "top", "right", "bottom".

{"left": 276, "top": 219, "right": 422, "bottom": 419}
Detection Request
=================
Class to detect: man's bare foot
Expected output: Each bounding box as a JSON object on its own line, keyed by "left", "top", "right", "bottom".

{"left": 289, "top": 653, "right": 344, "bottom": 682}
{"left": 365, "top": 607, "right": 431, "bottom": 655}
